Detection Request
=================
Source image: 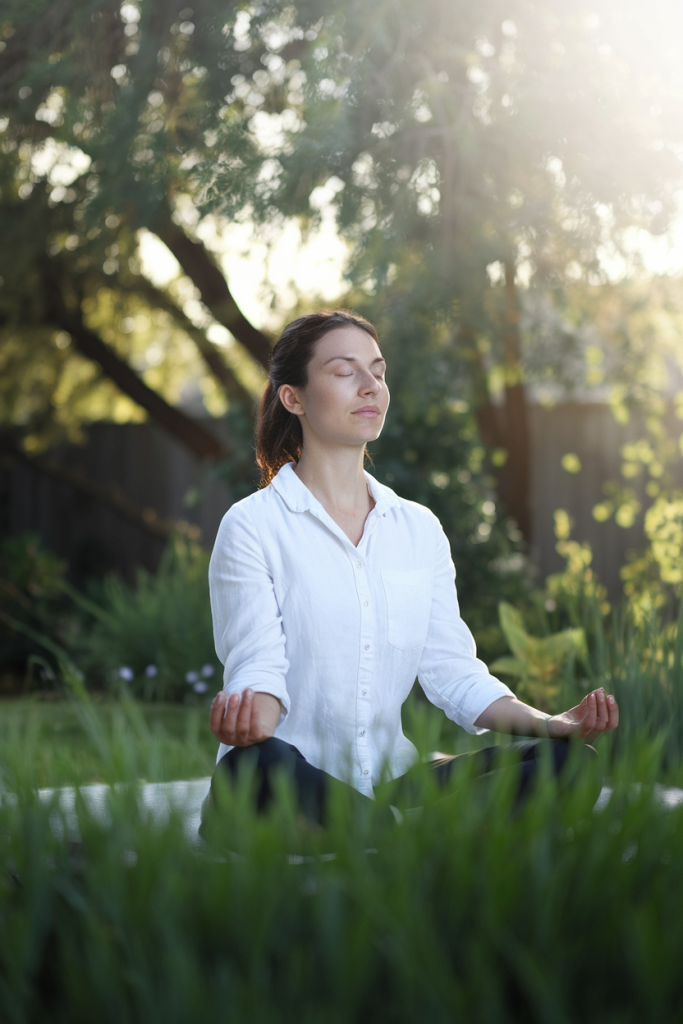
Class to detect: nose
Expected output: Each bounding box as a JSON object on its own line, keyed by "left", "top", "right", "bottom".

{"left": 359, "top": 369, "right": 380, "bottom": 394}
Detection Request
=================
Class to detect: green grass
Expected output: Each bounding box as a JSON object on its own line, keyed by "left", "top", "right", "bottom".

{"left": 0, "top": 696, "right": 217, "bottom": 790}
{"left": 2, "top": 661, "right": 683, "bottom": 1022}
{"left": 4, "top": 681, "right": 683, "bottom": 795}
{"left": 1, "top": 724, "right": 682, "bottom": 1023}
{"left": 0, "top": 688, "right": 584, "bottom": 794}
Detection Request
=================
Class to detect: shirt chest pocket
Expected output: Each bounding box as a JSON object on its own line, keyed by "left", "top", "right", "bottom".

{"left": 381, "top": 568, "right": 432, "bottom": 652}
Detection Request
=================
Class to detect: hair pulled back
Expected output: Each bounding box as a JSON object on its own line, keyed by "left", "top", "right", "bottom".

{"left": 256, "top": 309, "right": 379, "bottom": 486}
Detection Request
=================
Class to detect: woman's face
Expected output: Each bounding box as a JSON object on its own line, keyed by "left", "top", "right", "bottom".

{"left": 279, "top": 326, "right": 389, "bottom": 450}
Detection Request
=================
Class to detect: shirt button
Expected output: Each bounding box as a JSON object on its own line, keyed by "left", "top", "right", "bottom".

{"left": 362, "top": 689, "right": 367, "bottom": 695}
{"left": 364, "top": 601, "right": 369, "bottom": 607}
{"left": 357, "top": 560, "right": 362, "bottom": 568}
{"left": 364, "top": 770, "right": 369, "bottom": 775}
{"left": 359, "top": 730, "right": 365, "bottom": 736}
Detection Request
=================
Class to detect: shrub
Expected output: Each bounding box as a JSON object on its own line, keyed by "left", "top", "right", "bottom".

{"left": 74, "top": 538, "right": 220, "bottom": 702}
{"left": 0, "top": 534, "right": 72, "bottom": 692}
{"left": 490, "top": 601, "right": 585, "bottom": 710}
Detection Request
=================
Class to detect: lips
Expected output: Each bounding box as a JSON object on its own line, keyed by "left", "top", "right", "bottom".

{"left": 352, "top": 406, "right": 380, "bottom": 417}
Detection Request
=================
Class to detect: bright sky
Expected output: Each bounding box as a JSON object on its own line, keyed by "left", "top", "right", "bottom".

{"left": 139, "top": 198, "right": 683, "bottom": 342}
{"left": 139, "top": 189, "right": 349, "bottom": 339}
{"left": 602, "top": 203, "right": 683, "bottom": 280}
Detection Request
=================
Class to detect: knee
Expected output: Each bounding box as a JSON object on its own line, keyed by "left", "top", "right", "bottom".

{"left": 552, "top": 738, "right": 599, "bottom": 783}
{"left": 220, "top": 736, "right": 298, "bottom": 775}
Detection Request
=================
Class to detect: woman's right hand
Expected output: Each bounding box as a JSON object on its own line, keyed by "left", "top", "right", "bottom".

{"left": 209, "top": 688, "right": 281, "bottom": 747}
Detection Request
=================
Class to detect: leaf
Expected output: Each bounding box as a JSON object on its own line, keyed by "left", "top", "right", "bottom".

{"left": 489, "top": 656, "right": 527, "bottom": 678}
{"left": 497, "top": 602, "right": 532, "bottom": 662}
{"left": 539, "top": 628, "right": 586, "bottom": 662}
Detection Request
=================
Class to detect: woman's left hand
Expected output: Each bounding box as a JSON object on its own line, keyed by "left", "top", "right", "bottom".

{"left": 547, "top": 688, "right": 619, "bottom": 743}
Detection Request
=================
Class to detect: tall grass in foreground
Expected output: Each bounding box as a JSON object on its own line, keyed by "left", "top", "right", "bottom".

{"left": 564, "top": 595, "right": 683, "bottom": 774}
{"left": 1, "top": 729, "right": 682, "bottom": 1024}
{"left": 2, "top": 594, "right": 683, "bottom": 1023}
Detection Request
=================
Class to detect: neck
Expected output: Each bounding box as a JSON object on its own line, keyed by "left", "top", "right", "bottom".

{"left": 294, "top": 440, "right": 369, "bottom": 513}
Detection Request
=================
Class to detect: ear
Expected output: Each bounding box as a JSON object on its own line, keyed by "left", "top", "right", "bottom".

{"left": 278, "top": 384, "right": 305, "bottom": 417}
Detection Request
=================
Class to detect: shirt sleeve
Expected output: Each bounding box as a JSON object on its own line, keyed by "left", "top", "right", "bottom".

{"left": 417, "top": 519, "right": 514, "bottom": 734}
{"left": 208, "top": 503, "right": 291, "bottom": 723}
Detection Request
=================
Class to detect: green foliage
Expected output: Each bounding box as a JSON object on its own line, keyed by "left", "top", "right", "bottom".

{"left": 0, "top": 698, "right": 216, "bottom": 791}
{"left": 644, "top": 492, "right": 683, "bottom": 586}
{"left": 0, "top": 0, "right": 263, "bottom": 450}
{"left": 74, "top": 539, "right": 220, "bottom": 702}
{"left": 2, "top": 0, "right": 682, "bottom": 450}
{"left": 208, "top": 0, "right": 682, "bottom": 271}
{"left": 615, "top": 491, "right": 683, "bottom": 626}
{"left": 3, "top": 588, "right": 683, "bottom": 1023}
{"left": 490, "top": 602, "right": 585, "bottom": 710}
{"left": 542, "top": 510, "right": 612, "bottom": 634}
{"left": 580, "top": 596, "right": 683, "bottom": 772}
{"left": 0, "top": 534, "right": 72, "bottom": 690}
{"left": 2, "top": 713, "right": 683, "bottom": 1022}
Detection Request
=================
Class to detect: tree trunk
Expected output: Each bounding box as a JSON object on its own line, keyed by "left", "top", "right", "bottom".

{"left": 150, "top": 210, "right": 272, "bottom": 369}
{"left": 121, "top": 274, "right": 256, "bottom": 409}
{"left": 499, "top": 259, "right": 532, "bottom": 543}
{"left": 42, "top": 264, "right": 231, "bottom": 463}
{"left": 468, "top": 266, "right": 533, "bottom": 544}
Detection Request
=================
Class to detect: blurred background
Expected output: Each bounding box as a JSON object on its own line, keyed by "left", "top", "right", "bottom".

{"left": 1, "top": 0, "right": 683, "bottom": 708}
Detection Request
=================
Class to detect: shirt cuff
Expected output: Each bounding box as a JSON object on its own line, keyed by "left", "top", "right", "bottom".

{"left": 223, "top": 677, "right": 291, "bottom": 726}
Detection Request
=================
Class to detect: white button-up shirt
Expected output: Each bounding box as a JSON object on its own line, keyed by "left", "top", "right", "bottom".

{"left": 209, "top": 463, "right": 513, "bottom": 797}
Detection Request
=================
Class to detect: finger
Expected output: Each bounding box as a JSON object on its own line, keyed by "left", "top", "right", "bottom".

{"left": 209, "top": 691, "right": 229, "bottom": 739}
{"left": 220, "top": 690, "right": 241, "bottom": 741}
{"left": 595, "top": 688, "right": 609, "bottom": 730}
{"left": 249, "top": 696, "right": 268, "bottom": 743}
{"left": 606, "top": 693, "right": 619, "bottom": 731}
{"left": 581, "top": 692, "right": 597, "bottom": 737}
{"left": 234, "top": 688, "right": 254, "bottom": 746}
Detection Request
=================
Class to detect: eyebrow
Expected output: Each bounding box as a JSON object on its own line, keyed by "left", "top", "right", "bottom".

{"left": 323, "top": 355, "right": 386, "bottom": 366}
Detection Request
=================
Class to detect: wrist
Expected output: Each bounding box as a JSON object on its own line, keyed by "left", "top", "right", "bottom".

{"left": 541, "top": 714, "right": 552, "bottom": 738}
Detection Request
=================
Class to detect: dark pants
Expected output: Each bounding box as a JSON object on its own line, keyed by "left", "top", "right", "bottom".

{"left": 200, "top": 736, "right": 596, "bottom": 836}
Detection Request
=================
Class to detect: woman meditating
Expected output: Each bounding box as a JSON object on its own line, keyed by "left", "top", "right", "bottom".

{"left": 203, "top": 310, "right": 618, "bottom": 829}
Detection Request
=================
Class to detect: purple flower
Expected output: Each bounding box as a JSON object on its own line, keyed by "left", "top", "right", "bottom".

{"left": 193, "top": 680, "right": 208, "bottom": 694}
{"left": 144, "top": 664, "right": 158, "bottom": 678}
{"left": 200, "top": 664, "right": 215, "bottom": 678}
{"left": 118, "top": 667, "right": 134, "bottom": 681}
{"left": 185, "top": 671, "right": 199, "bottom": 683}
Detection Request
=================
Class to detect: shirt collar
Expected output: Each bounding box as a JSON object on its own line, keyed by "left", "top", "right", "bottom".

{"left": 270, "top": 462, "right": 401, "bottom": 517}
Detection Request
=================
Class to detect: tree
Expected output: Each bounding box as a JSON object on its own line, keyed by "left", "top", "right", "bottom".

{"left": 200, "top": 0, "right": 683, "bottom": 541}
{"left": 0, "top": 0, "right": 272, "bottom": 465}
{"left": 1, "top": 0, "right": 682, "bottom": 554}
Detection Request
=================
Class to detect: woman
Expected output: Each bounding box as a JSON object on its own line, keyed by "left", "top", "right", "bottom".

{"left": 204, "top": 310, "right": 618, "bottom": 828}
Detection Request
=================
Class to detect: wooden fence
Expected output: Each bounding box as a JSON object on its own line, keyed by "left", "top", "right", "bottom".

{"left": 529, "top": 404, "right": 682, "bottom": 597}
{"left": 2, "top": 406, "right": 681, "bottom": 597}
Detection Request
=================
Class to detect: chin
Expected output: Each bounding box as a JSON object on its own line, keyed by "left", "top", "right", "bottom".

{"left": 353, "top": 421, "right": 384, "bottom": 441}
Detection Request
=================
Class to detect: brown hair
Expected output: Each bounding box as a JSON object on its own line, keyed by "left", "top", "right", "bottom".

{"left": 255, "top": 309, "right": 379, "bottom": 486}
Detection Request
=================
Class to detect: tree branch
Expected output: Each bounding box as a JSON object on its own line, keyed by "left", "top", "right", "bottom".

{"left": 118, "top": 273, "right": 256, "bottom": 408}
{"left": 149, "top": 208, "right": 272, "bottom": 369}
{"left": 41, "top": 260, "right": 231, "bottom": 463}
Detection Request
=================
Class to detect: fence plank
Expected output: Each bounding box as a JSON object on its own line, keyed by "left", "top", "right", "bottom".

{"left": 2, "top": 408, "right": 682, "bottom": 598}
